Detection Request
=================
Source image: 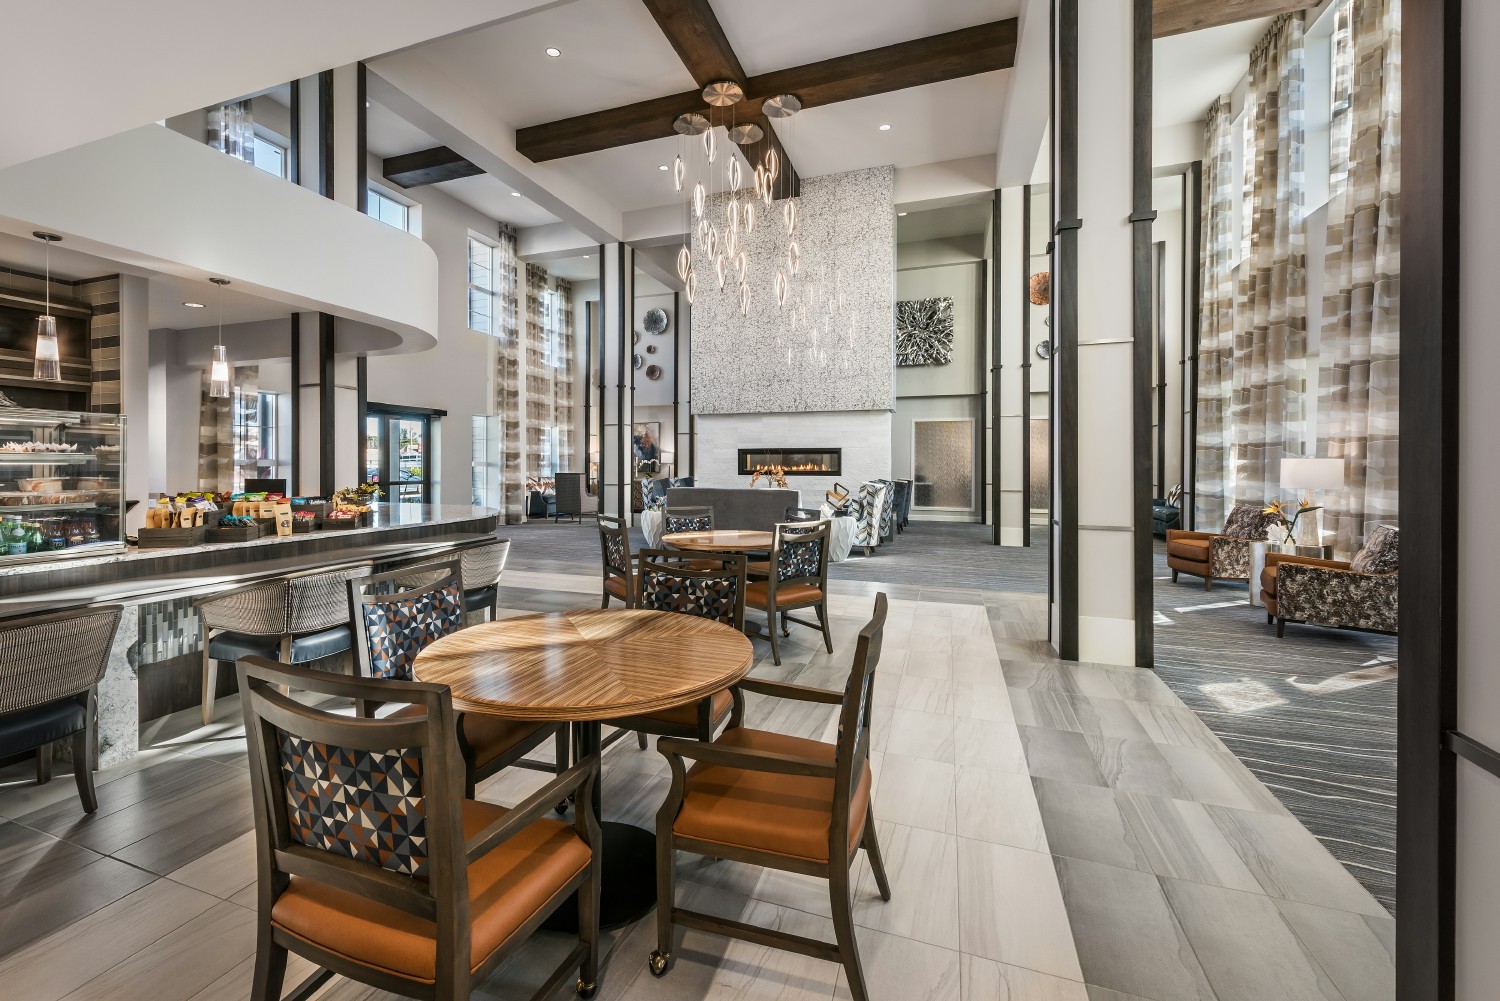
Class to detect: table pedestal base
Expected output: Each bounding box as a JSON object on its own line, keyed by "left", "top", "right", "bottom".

{"left": 543, "top": 821, "right": 658, "bottom": 932}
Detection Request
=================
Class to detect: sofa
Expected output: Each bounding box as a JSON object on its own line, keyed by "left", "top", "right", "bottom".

{"left": 1261, "top": 524, "right": 1399, "bottom": 637}
{"left": 1152, "top": 484, "right": 1183, "bottom": 537}
{"left": 663, "top": 487, "right": 799, "bottom": 533}
{"left": 1165, "top": 503, "right": 1279, "bottom": 590}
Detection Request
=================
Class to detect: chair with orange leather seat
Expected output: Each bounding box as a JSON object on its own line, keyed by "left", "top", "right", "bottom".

{"left": 648, "top": 594, "right": 893, "bottom": 1001}
{"left": 607, "top": 551, "right": 748, "bottom": 751}
{"left": 350, "top": 561, "right": 568, "bottom": 800}
{"left": 596, "top": 514, "right": 637, "bottom": 608}
{"left": 237, "top": 657, "right": 601, "bottom": 1001}
{"left": 1262, "top": 525, "right": 1399, "bottom": 638}
{"left": 746, "top": 521, "right": 833, "bottom": 665}
{"left": 1165, "top": 503, "right": 1279, "bottom": 591}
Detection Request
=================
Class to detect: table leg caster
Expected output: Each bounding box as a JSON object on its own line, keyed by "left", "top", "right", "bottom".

{"left": 576, "top": 979, "right": 598, "bottom": 998}
{"left": 649, "top": 951, "right": 672, "bottom": 977}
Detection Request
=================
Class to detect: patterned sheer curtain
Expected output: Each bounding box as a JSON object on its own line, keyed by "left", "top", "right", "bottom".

{"left": 1232, "top": 13, "right": 1308, "bottom": 508}
{"left": 1319, "top": 0, "right": 1400, "bottom": 555}
{"left": 492, "top": 224, "right": 523, "bottom": 522}
{"left": 553, "top": 277, "right": 576, "bottom": 472}
{"left": 1195, "top": 98, "right": 1237, "bottom": 530}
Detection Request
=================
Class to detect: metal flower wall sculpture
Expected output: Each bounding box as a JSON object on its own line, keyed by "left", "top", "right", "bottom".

{"left": 895, "top": 296, "right": 955, "bottom": 366}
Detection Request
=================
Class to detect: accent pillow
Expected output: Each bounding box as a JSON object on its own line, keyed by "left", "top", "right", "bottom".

{"left": 1350, "top": 525, "right": 1400, "bottom": 574}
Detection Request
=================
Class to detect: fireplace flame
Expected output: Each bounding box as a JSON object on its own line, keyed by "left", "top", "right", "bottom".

{"left": 750, "top": 462, "right": 831, "bottom": 473}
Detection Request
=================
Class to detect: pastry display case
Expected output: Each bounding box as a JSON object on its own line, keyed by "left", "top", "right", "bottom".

{"left": 0, "top": 406, "right": 125, "bottom": 563}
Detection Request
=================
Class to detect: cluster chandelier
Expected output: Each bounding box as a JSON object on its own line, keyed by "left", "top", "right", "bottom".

{"left": 670, "top": 82, "right": 802, "bottom": 316}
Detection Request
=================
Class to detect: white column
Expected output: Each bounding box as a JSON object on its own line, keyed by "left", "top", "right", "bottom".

{"left": 996, "top": 185, "right": 1029, "bottom": 546}
{"left": 599, "top": 244, "right": 634, "bottom": 521}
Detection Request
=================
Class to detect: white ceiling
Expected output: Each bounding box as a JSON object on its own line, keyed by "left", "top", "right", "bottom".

{"left": 0, "top": 0, "right": 565, "bottom": 170}
{"left": 539, "top": 255, "right": 600, "bottom": 282}
{"left": 1153, "top": 17, "right": 1271, "bottom": 127}
{"left": 897, "top": 195, "right": 993, "bottom": 244}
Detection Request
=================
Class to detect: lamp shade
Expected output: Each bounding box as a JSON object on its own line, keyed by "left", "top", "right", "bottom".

{"left": 1280, "top": 458, "right": 1345, "bottom": 491}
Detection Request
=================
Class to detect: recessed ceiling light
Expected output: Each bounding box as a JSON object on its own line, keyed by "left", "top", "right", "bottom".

{"left": 183, "top": 301, "right": 205, "bottom": 308}
{"left": 511, "top": 191, "right": 522, "bottom": 197}
{"left": 658, "top": 164, "right": 670, "bottom": 171}
{"left": 545, "top": 46, "right": 562, "bottom": 57}
{"left": 878, "top": 123, "right": 892, "bottom": 132}
{"left": 583, "top": 255, "right": 590, "bottom": 259}
{"left": 897, "top": 212, "right": 908, "bottom": 217}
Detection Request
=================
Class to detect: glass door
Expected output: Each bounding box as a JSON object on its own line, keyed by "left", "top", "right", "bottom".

{"left": 365, "top": 410, "right": 433, "bottom": 505}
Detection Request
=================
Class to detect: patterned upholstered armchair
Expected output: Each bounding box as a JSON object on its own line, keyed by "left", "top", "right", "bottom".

{"left": 875, "top": 478, "right": 898, "bottom": 543}
{"left": 1165, "top": 503, "right": 1279, "bottom": 590}
{"left": 1262, "top": 525, "right": 1399, "bottom": 637}
{"left": 892, "top": 479, "right": 913, "bottom": 534}
{"left": 851, "top": 480, "right": 889, "bottom": 557}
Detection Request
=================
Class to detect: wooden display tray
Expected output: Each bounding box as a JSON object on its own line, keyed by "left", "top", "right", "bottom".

{"left": 205, "top": 524, "right": 263, "bottom": 544}
{"left": 321, "top": 517, "right": 364, "bottom": 530}
{"left": 136, "top": 526, "right": 207, "bottom": 549}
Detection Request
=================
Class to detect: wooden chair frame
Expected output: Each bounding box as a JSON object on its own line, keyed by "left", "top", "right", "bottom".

{"left": 748, "top": 521, "right": 834, "bottom": 666}
{"left": 608, "top": 551, "right": 748, "bottom": 749}
{"left": 596, "top": 514, "right": 635, "bottom": 608}
{"left": 350, "top": 561, "right": 568, "bottom": 798}
{"left": 237, "top": 657, "right": 602, "bottom": 1001}
{"left": 648, "top": 594, "right": 892, "bottom": 1001}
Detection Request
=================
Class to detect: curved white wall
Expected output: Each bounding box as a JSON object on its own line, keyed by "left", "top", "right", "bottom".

{"left": 0, "top": 125, "right": 438, "bottom": 353}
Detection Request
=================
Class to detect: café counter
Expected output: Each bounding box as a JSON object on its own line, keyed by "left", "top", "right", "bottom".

{"left": 3, "top": 504, "right": 500, "bottom": 766}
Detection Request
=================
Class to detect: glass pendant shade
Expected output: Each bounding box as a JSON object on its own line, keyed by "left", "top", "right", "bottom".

{"left": 738, "top": 281, "right": 751, "bottom": 316}
{"left": 208, "top": 344, "right": 231, "bottom": 398}
{"left": 673, "top": 155, "right": 685, "bottom": 192}
{"left": 728, "top": 157, "right": 741, "bottom": 192}
{"left": 727, "top": 197, "right": 740, "bottom": 233}
{"left": 696, "top": 216, "right": 710, "bottom": 247}
{"left": 744, "top": 202, "right": 756, "bottom": 234}
{"left": 32, "top": 315, "right": 60, "bottom": 381}
{"left": 706, "top": 225, "right": 719, "bottom": 260}
{"left": 726, "top": 230, "right": 739, "bottom": 259}
{"left": 685, "top": 269, "right": 697, "bottom": 304}
{"left": 754, "top": 165, "right": 766, "bottom": 201}
{"left": 693, "top": 182, "right": 706, "bottom": 219}
{"left": 702, "top": 128, "right": 717, "bottom": 164}
{"left": 677, "top": 245, "right": 692, "bottom": 281}
{"left": 715, "top": 254, "right": 727, "bottom": 290}
{"left": 784, "top": 199, "right": 798, "bottom": 235}
{"left": 775, "top": 270, "right": 788, "bottom": 307}
{"left": 766, "top": 149, "right": 780, "bottom": 182}
{"left": 788, "top": 240, "right": 801, "bottom": 275}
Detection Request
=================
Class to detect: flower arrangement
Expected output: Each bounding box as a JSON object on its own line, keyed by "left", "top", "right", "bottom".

{"left": 749, "top": 466, "right": 789, "bottom": 490}
{"left": 1263, "top": 497, "right": 1322, "bottom": 545}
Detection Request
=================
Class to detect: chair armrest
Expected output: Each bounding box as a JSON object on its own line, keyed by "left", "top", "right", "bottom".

{"left": 1166, "top": 529, "right": 1217, "bottom": 543}
{"left": 464, "top": 758, "right": 597, "bottom": 863}
{"left": 733, "top": 678, "right": 844, "bottom": 705}
{"left": 1264, "top": 553, "right": 1352, "bottom": 571}
{"left": 656, "top": 735, "right": 835, "bottom": 778}
{"left": 1276, "top": 563, "right": 1399, "bottom": 632}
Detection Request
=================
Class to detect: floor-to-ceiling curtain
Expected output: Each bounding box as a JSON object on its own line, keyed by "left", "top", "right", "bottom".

{"left": 1232, "top": 13, "right": 1308, "bottom": 508}
{"left": 553, "top": 277, "right": 575, "bottom": 473}
{"left": 492, "top": 224, "right": 523, "bottom": 522}
{"left": 1319, "top": 0, "right": 1400, "bottom": 556}
{"left": 1195, "top": 98, "right": 1237, "bottom": 530}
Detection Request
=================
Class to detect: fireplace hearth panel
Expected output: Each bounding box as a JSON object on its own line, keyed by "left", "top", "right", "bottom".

{"left": 737, "top": 448, "right": 842, "bottom": 477}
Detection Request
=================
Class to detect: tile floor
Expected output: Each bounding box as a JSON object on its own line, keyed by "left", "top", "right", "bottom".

{"left": 0, "top": 566, "right": 1395, "bottom": 1001}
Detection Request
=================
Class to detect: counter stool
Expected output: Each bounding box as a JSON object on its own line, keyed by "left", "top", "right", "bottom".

{"left": 195, "top": 565, "right": 371, "bottom": 727}
{"left": 0, "top": 606, "right": 123, "bottom": 813}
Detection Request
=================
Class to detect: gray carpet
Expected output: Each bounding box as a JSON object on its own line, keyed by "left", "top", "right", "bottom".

{"left": 501, "top": 518, "right": 1397, "bottom": 913}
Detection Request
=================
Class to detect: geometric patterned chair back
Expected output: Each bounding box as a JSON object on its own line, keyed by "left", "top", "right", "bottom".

{"left": 596, "top": 513, "right": 632, "bottom": 580}
{"left": 772, "top": 521, "right": 830, "bottom": 585}
{"left": 874, "top": 479, "right": 897, "bottom": 537}
{"left": 238, "top": 656, "right": 464, "bottom": 905}
{"left": 784, "top": 506, "right": 824, "bottom": 523}
{"left": 0, "top": 605, "right": 121, "bottom": 715}
{"left": 663, "top": 506, "right": 714, "bottom": 534}
{"left": 635, "top": 549, "right": 747, "bottom": 629}
{"left": 350, "top": 560, "right": 466, "bottom": 682}
{"left": 853, "top": 481, "right": 887, "bottom": 547}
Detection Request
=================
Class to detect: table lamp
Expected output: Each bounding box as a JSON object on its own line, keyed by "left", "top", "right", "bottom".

{"left": 1280, "top": 458, "right": 1345, "bottom": 546}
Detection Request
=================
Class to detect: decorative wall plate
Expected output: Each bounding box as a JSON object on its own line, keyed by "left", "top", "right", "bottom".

{"left": 646, "top": 344, "right": 657, "bottom": 354}
{"left": 645, "top": 364, "right": 663, "bottom": 381}
{"left": 633, "top": 330, "right": 641, "bottom": 344}
{"left": 643, "top": 307, "right": 669, "bottom": 334}
{"left": 1036, "top": 339, "right": 1053, "bottom": 360}
{"left": 633, "top": 353, "right": 644, "bottom": 369}
{"left": 895, "top": 296, "right": 955, "bottom": 366}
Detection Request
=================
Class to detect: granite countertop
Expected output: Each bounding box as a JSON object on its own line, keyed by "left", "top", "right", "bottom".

{"left": 0, "top": 503, "right": 498, "bottom": 580}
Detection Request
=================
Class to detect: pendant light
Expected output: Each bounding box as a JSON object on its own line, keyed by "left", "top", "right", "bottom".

{"left": 208, "top": 278, "right": 231, "bottom": 398}
{"left": 32, "top": 232, "right": 62, "bottom": 382}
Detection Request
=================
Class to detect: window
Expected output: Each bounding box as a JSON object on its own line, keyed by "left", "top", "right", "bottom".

{"left": 368, "top": 187, "right": 410, "bottom": 231}
{"left": 468, "top": 237, "right": 497, "bottom": 334}
{"left": 251, "top": 129, "right": 287, "bottom": 178}
{"left": 231, "top": 391, "right": 285, "bottom": 493}
{"left": 1327, "top": 0, "right": 1354, "bottom": 197}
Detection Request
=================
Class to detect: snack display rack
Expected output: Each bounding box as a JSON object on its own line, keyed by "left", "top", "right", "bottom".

{"left": 0, "top": 406, "right": 125, "bottom": 564}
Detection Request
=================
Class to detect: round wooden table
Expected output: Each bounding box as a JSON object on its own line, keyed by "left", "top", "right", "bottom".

{"left": 661, "top": 528, "right": 774, "bottom": 553}
{"left": 413, "top": 608, "right": 754, "bottom": 928}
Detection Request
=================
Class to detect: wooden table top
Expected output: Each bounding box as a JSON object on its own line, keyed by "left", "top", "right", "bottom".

{"left": 411, "top": 609, "right": 755, "bottom": 722}
{"left": 661, "top": 529, "right": 775, "bottom": 553}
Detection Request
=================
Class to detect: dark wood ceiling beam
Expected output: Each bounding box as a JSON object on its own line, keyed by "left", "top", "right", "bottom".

{"left": 382, "top": 146, "right": 484, "bottom": 188}
{"left": 515, "top": 18, "right": 1018, "bottom": 164}
{"left": 1152, "top": 0, "right": 1319, "bottom": 38}
{"left": 640, "top": 0, "right": 745, "bottom": 85}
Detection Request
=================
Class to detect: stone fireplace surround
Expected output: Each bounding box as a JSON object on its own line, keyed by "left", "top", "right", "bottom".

{"left": 694, "top": 411, "right": 891, "bottom": 508}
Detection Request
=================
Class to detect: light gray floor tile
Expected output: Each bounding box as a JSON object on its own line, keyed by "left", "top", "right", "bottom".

{"left": 1104, "top": 670, "right": 1181, "bottom": 707}
{"left": 1155, "top": 744, "right": 1289, "bottom": 815}
{"left": 960, "top": 955, "right": 1089, "bottom": 1001}
{"left": 1114, "top": 793, "right": 1261, "bottom": 892}
{"left": 164, "top": 831, "right": 256, "bottom": 901}
{"left": 1032, "top": 778, "right": 1152, "bottom": 872}
{"left": 832, "top": 928, "right": 960, "bottom": 1001}
{"left": 1012, "top": 693, "right": 1152, "bottom": 741}
{"left": 894, "top": 676, "right": 957, "bottom": 714}
{"left": 1123, "top": 702, "right": 1227, "bottom": 753}
{"left": 1018, "top": 727, "right": 1106, "bottom": 787}
{"left": 885, "top": 709, "right": 957, "bottom": 764}
{"left": 1084, "top": 736, "right": 1194, "bottom": 799}
{"left": 1273, "top": 898, "right": 1395, "bottom": 1001}
{"left": 1205, "top": 806, "right": 1388, "bottom": 917}
{"left": 1085, "top": 987, "right": 1162, "bottom": 1001}
{"left": 58, "top": 898, "right": 255, "bottom": 1001}
{"left": 953, "top": 718, "right": 1029, "bottom": 774}
{"left": 1160, "top": 878, "right": 1344, "bottom": 1001}
{"left": 952, "top": 684, "right": 1016, "bottom": 723}
{"left": 1052, "top": 856, "right": 1214, "bottom": 1001}
{"left": 851, "top": 822, "right": 960, "bottom": 948}
{"left": 957, "top": 838, "right": 1082, "bottom": 982}
{"left": 955, "top": 766, "right": 1049, "bottom": 852}
{"left": 870, "top": 755, "right": 955, "bottom": 833}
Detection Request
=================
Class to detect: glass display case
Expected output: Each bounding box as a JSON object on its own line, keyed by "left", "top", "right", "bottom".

{"left": 0, "top": 406, "right": 125, "bottom": 564}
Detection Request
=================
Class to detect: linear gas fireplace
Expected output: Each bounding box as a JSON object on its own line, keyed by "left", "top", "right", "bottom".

{"left": 737, "top": 448, "right": 842, "bottom": 477}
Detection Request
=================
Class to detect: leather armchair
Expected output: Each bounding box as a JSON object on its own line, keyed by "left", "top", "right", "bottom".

{"left": 1165, "top": 503, "right": 1278, "bottom": 591}
{"left": 1261, "top": 525, "right": 1399, "bottom": 637}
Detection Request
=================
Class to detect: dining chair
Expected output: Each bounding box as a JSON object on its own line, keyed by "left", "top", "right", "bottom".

{"left": 745, "top": 521, "right": 834, "bottom": 665}
{"left": 458, "top": 538, "right": 510, "bottom": 625}
{"left": 350, "top": 561, "right": 569, "bottom": 799}
{"left": 748, "top": 516, "right": 824, "bottom": 580}
{"left": 0, "top": 605, "right": 122, "bottom": 814}
{"left": 553, "top": 472, "right": 585, "bottom": 523}
{"left": 649, "top": 594, "right": 892, "bottom": 1001}
{"left": 596, "top": 514, "right": 636, "bottom": 608}
{"left": 236, "top": 657, "right": 602, "bottom": 1001}
{"left": 662, "top": 505, "right": 724, "bottom": 571}
{"left": 609, "top": 550, "right": 748, "bottom": 750}
{"left": 196, "top": 564, "right": 371, "bottom": 726}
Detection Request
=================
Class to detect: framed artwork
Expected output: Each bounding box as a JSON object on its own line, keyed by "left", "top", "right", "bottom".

{"left": 895, "top": 296, "right": 955, "bottom": 366}
{"left": 632, "top": 421, "right": 662, "bottom": 475}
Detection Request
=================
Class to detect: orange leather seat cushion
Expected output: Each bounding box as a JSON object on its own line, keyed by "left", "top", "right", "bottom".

{"left": 745, "top": 561, "right": 771, "bottom": 577}
{"left": 673, "top": 728, "right": 870, "bottom": 864}
{"left": 1167, "top": 538, "right": 1211, "bottom": 562}
{"left": 603, "top": 573, "right": 638, "bottom": 598}
{"left": 745, "top": 582, "right": 824, "bottom": 607}
{"left": 391, "top": 705, "right": 545, "bottom": 771}
{"left": 271, "top": 800, "right": 589, "bottom": 984}
{"left": 636, "top": 688, "right": 733, "bottom": 729}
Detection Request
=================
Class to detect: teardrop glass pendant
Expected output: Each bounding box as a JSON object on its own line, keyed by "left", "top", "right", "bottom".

{"left": 783, "top": 199, "right": 798, "bottom": 235}
{"left": 703, "top": 128, "right": 717, "bottom": 164}
{"left": 692, "top": 182, "right": 706, "bottom": 219}
{"left": 673, "top": 155, "right": 685, "bottom": 192}
{"left": 726, "top": 230, "right": 739, "bottom": 259}
{"left": 754, "top": 164, "right": 767, "bottom": 201}
{"left": 744, "top": 202, "right": 756, "bottom": 234}
{"left": 735, "top": 251, "right": 747, "bottom": 284}
{"left": 775, "top": 269, "right": 788, "bottom": 308}
{"left": 685, "top": 268, "right": 697, "bottom": 304}
{"left": 715, "top": 254, "right": 727, "bottom": 290}
{"left": 766, "top": 148, "right": 780, "bottom": 182}
{"left": 677, "top": 244, "right": 691, "bottom": 281}
{"left": 706, "top": 225, "right": 719, "bottom": 260}
{"left": 728, "top": 157, "right": 741, "bottom": 192}
{"left": 788, "top": 240, "right": 801, "bottom": 275}
{"left": 727, "top": 198, "right": 740, "bottom": 233}
{"left": 738, "top": 281, "right": 751, "bottom": 316}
